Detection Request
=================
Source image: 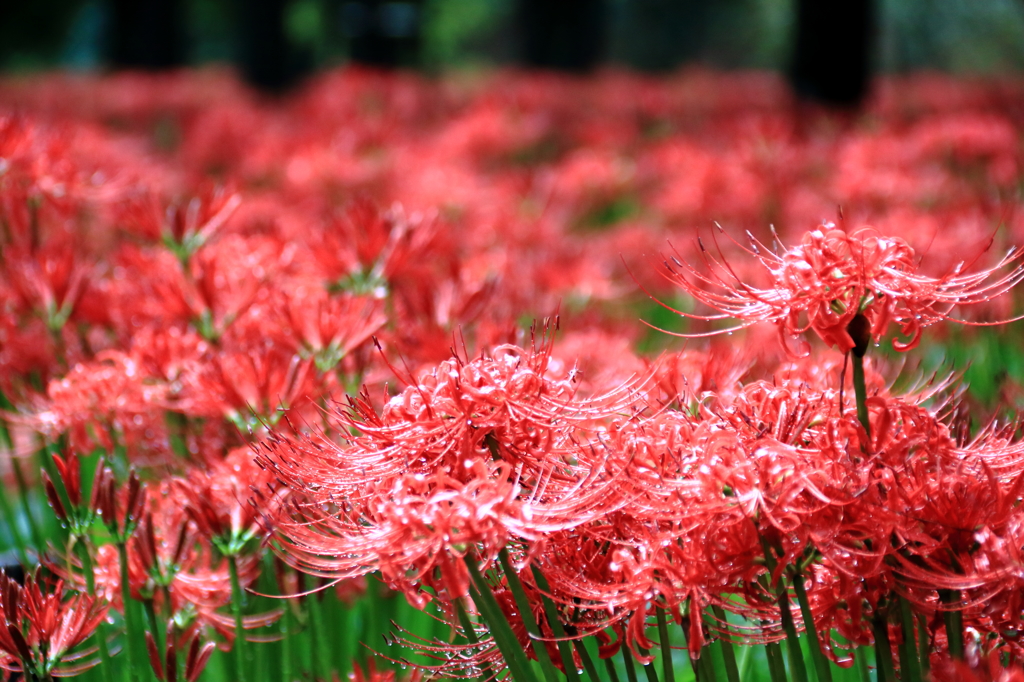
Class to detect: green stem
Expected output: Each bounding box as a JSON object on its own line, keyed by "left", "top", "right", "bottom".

{"left": 530, "top": 566, "right": 581, "bottom": 682}
{"left": 604, "top": 657, "right": 622, "bottom": 682}
{"left": 710, "top": 606, "right": 740, "bottom": 682}
{"left": 791, "top": 568, "right": 833, "bottom": 682}
{"left": 281, "top": 604, "right": 294, "bottom": 682}
{"left": 623, "top": 644, "right": 639, "bottom": 682}
{"left": 144, "top": 599, "right": 163, "bottom": 655}
{"left": 777, "top": 588, "right": 810, "bottom": 682}
{"left": 118, "top": 541, "right": 142, "bottom": 682}
{"left": 940, "top": 590, "right": 964, "bottom": 660}
{"left": 228, "top": 555, "right": 249, "bottom": 682}
{"left": 759, "top": 536, "right": 808, "bottom": 682}
{"left": 635, "top": 645, "right": 660, "bottom": 682}
{"left": 455, "top": 597, "right": 497, "bottom": 682}
{"left": 872, "top": 614, "right": 897, "bottom": 682}
{"left": 917, "top": 612, "right": 930, "bottom": 677}
{"left": 498, "top": 548, "right": 561, "bottom": 682}
{"left": 464, "top": 555, "right": 540, "bottom": 682}
{"left": 655, "top": 606, "right": 676, "bottom": 682}
{"left": 573, "top": 640, "right": 601, "bottom": 682}
{"left": 764, "top": 640, "right": 787, "bottom": 682}
{"left": 303, "top": 573, "right": 330, "bottom": 679}
{"left": 897, "top": 596, "right": 922, "bottom": 682}
{"left": 854, "top": 646, "right": 871, "bottom": 682}
{"left": 851, "top": 351, "right": 871, "bottom": 443}
{"left": 77, "top": 539, "right": 115, "bottom": 682}
{"left": 697, "top": 648, "right": 717, "bottom": 682}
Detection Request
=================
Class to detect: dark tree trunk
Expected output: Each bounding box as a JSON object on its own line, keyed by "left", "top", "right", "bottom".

{"left": 235, "top": 0, "right": 311, "bottom": 92}
{"left": 342, "top": 0, "right": 423, "bottom": 68}
{"left": 789, "top": 0, "right": 875, "bottom": 107}
{"left": 613, "top": 0, "right": 708, "bottom": 72}
{"left": 519, "top": 0, "right": 606, "bottom": 72}
{"left": 108, "top": 0, "right": 185, "bottom": 69}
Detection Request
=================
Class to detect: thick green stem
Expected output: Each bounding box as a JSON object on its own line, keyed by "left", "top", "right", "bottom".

{"left": 455, "top": 597, "right": 496, "bottom": 682}
{"left": 573, "top": 640, "right": 601, "bottom": 682}
{"left": 851, "top": 351, "right": 871, "bottom": 443}
{"left": 303, "top": 573, "right": 330, "bottom": 679}
{"left": 917, "top": 612, "right": 930, "bottom": 676}
{"left": 791, "top": 568, "right": 833, "bottom": 682}
{"left": 604, "top": 657, "right": 622, "bottom": 682}
{"left": 623, "top": 644, "right": 640, "bottom": 682}
{"left": 530, "top": 566, "right": 581, "bottom": 682}
{"left": 144, "top": 600, "right": 163, "bottom": 657}
{"left": 635, "top": 645, "right": 660, "bottom": 682}
{"left": 118, "top": 542, "right": 142, "bottom": 682}
{"left": 710, "top": 606, "right": 740, "bottom": 682}
{"left": 854, "top": 646, "right": 871, "bottom": 682}
{"left": 872, "top": 614, "right": 897, "bottom": 682}
{"left": 763, "top": 640, "right": 787, "bottom": 682}
{"left": 0, "top": 416, "right": 30, "bottom": 567}
{"left": 655, "top": 606, "right": 676, "bottom": 682}
{"left": 498, "top": 548, "right": 561, "bottom": 682}
{"left": 759, "top": 536, "right": 809, "bottom": 682}
{"left": 77, "top": 539, "right": 115, "bottom": 682}
{"left": 464, "top": 555, "right": 540, "bottom": 682}
{"left": 697, "top": 649, "right": 717, "bottom": 682}
{"left": 940, "top": 590, "right": 964, "bottom": 660}
{"left": 897, "top": 595, "right": 922, "bottom": 682}
{"left": 777, "top": 588, "right": 810, "bottom": 682}
{"left": 228, "top": 555, "right": 249, "bottom": 682}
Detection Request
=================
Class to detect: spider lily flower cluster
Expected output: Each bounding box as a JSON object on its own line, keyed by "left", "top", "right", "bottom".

{"left": 2, "top": 66, "right": 1024, "bottom": 682}
{"left": 661, "top": 225, "right": 1024, "bottom": 354}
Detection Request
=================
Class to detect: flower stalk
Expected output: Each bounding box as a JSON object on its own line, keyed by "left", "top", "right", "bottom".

{"left": 228, "top": 555, "right": 249, "bottom": 682}
{"left": 497, "top": 548, "right": 561, "bottom": 682}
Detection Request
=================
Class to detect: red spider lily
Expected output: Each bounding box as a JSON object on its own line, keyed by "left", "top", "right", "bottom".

{"left": 257, "top": 336, "right": 632, "bottom": 502}
{"left": 257, "top": 339, "right": 636, "bottom": 602}
{"left": 660, "top": 224, "right": 1024, "bottom": 354}
{"left": 145, "top": 623, "right": 216, "bottom": 682}
{"left": 175, "top": 446, "right": 276, "bottom": 556}
{"left": 82, "top": 478, "right": 278, "bottom": 644}
{"left": 40, "top": 448, "right": 103, "bottom": 533}
{"left": 33, "top": 353, "right": 170, "bottom": 456}
{"left": 93, "top": 466, "right": 146, "bottom": 542}
{"left": 274, "top": 288, "right": 386, "bottom": 372}
{"left": 308, "top": 201, "right": 444, "bottom": 294}
{"left": 2, "top": 242, "right": 92, "bottom": 334}
{"left": 115, "top": 186, "right": 241, "bottom": 253}
{"left": 179, "top": 340, "right": 316, "bottom": 428}
{"left": 0, "top": 570, "right": 108, "bottom": 680}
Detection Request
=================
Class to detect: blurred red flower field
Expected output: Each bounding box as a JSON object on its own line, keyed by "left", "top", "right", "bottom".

{"left": 2, "top": 67, "right": 1024, "bottom": 682}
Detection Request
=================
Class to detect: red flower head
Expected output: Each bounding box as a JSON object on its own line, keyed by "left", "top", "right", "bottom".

{"left": 0, "top": 570, "right": 108, "bottom": 679}
{"left": 661, "top": 225, "right": 1024, "bottom": 355}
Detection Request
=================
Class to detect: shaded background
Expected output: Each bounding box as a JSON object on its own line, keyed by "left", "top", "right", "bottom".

{"left": 1, "top": 0, "right": 1023, "bottom": 102}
